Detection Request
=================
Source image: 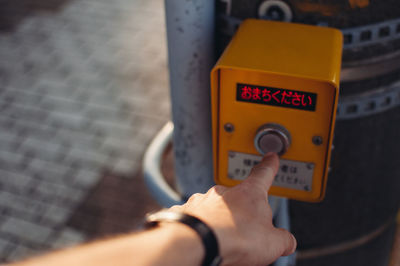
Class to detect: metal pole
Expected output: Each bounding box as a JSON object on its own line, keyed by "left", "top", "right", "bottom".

{"left": 164, "top": 0, "right": 215, "bottom": 198}
{"left": 274, "top": 198, "right": 297, "bottom": 266}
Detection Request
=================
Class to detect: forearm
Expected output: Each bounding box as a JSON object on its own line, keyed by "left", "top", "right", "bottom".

{"left": 13, "top": 153, "right": 296, "bottom": 266}
{"left": 14, "top": 223, "right": 203, "bottom": 266}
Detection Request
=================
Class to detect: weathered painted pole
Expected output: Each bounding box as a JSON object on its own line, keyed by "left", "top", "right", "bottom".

{"left": 164, "top": 0, "right": 216, "bottom": 198}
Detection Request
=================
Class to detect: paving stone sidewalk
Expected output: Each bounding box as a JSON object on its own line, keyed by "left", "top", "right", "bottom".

{"left": 0, "top": 0, "right": 170, "bottom": 262}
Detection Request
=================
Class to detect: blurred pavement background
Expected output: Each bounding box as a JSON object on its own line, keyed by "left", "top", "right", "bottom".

{"left": 0, "top": 0, "right": 166, "bottom": 262}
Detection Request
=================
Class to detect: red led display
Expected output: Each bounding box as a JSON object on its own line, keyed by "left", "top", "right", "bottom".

{"left": 237, "top": 83, "right": 317, "bottom": 111}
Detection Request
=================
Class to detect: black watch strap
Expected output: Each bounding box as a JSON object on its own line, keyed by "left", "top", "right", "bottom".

{"left": 145, "top": 210, "right": 222, "bottom": 266}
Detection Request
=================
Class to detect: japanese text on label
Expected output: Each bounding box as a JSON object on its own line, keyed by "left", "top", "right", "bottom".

{"left": 237, "top": 83, "right": 317, "bottom": 111}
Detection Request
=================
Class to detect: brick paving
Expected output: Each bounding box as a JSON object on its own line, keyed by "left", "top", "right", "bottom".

{"left": 67, "top": 145, "right": 175, "bottom": 238}
{"left": 0, "top": 0, "right": 169, "bottom": 263}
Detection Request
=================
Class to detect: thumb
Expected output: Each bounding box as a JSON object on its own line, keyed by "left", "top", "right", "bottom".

{"left": 272, "top": 228, "right": 297, "bottom": 257}
{"left": 243, "top": 152, "right": 280, "bottom": 191}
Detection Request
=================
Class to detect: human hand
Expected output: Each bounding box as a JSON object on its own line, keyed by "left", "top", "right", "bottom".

{"left": 169, "top": 153, "right": 296, "bottom": 266}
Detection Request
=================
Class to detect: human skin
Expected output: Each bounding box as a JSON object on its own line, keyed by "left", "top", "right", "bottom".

{"left": 169, "top": 152, "right": 297, "bottom": 265}
{"left": 13, "top": 153, "right": 296, "bottom": 266}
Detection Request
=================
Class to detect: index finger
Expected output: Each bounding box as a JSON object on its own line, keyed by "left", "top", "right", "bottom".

{"left": 243, "top": 152, "right": 280, "bottom": 191}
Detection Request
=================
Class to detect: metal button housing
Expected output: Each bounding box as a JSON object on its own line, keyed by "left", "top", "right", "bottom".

{"left": 254, "top": 123, "right": 291, "bottom": 156}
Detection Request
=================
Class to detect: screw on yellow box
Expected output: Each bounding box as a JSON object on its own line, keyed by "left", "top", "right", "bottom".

{"left": 210, "top": 19, "right": 342, "bottom": 202}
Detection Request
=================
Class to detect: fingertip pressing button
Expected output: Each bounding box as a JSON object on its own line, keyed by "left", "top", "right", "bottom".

{"left": 258, "top": 133, "right": 284, "bottom": 154}
{"left": 254, "top": 123, "right": 291, "bottom": 156}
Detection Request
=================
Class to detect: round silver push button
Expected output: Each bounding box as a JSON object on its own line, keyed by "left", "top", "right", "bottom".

{"left": 254, "top": 123, "right": 291, "bottom": 156}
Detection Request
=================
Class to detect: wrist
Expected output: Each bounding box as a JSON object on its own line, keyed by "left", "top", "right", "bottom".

{"left": 161, "top": 222, "right": 205, "bottom": 255}
{"left": 196, "top": 218, "right": 244, "bottom": 266}
{"left": 146, "top": 222, "right": 204, "bottom": 266}
{"left": 145, "top": 210, "right": 222, "bottom": 266}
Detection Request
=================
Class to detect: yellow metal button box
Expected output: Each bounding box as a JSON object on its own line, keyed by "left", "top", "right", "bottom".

{"left": 210, "top": 19, "right": 343, "bottom": 202}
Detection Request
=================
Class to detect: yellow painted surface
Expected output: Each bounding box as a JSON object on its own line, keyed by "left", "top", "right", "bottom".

{"left": 211, "top": 20, "right": 343, "bottom": 202}
{"left": 296, "top": 2, "right": 340, "bottom": 16}
{"left": 295, "top": 0, "right": 369, "bottom": 15}
{"left": 348, "top": 0, "right": 369, "bottom": 8}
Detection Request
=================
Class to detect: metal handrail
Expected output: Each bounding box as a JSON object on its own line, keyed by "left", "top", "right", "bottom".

{"left": 142, "top": 121, "right": 184, "bottom": 207}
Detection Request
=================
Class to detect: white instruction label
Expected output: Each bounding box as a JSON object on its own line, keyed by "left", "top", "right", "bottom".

{"left": 227, "top": 151, "right": 314, "bottom": 191}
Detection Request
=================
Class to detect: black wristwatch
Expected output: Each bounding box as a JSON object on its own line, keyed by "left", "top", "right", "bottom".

{"left": 145, "top": 210, "right": 223, "bottom": 266}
